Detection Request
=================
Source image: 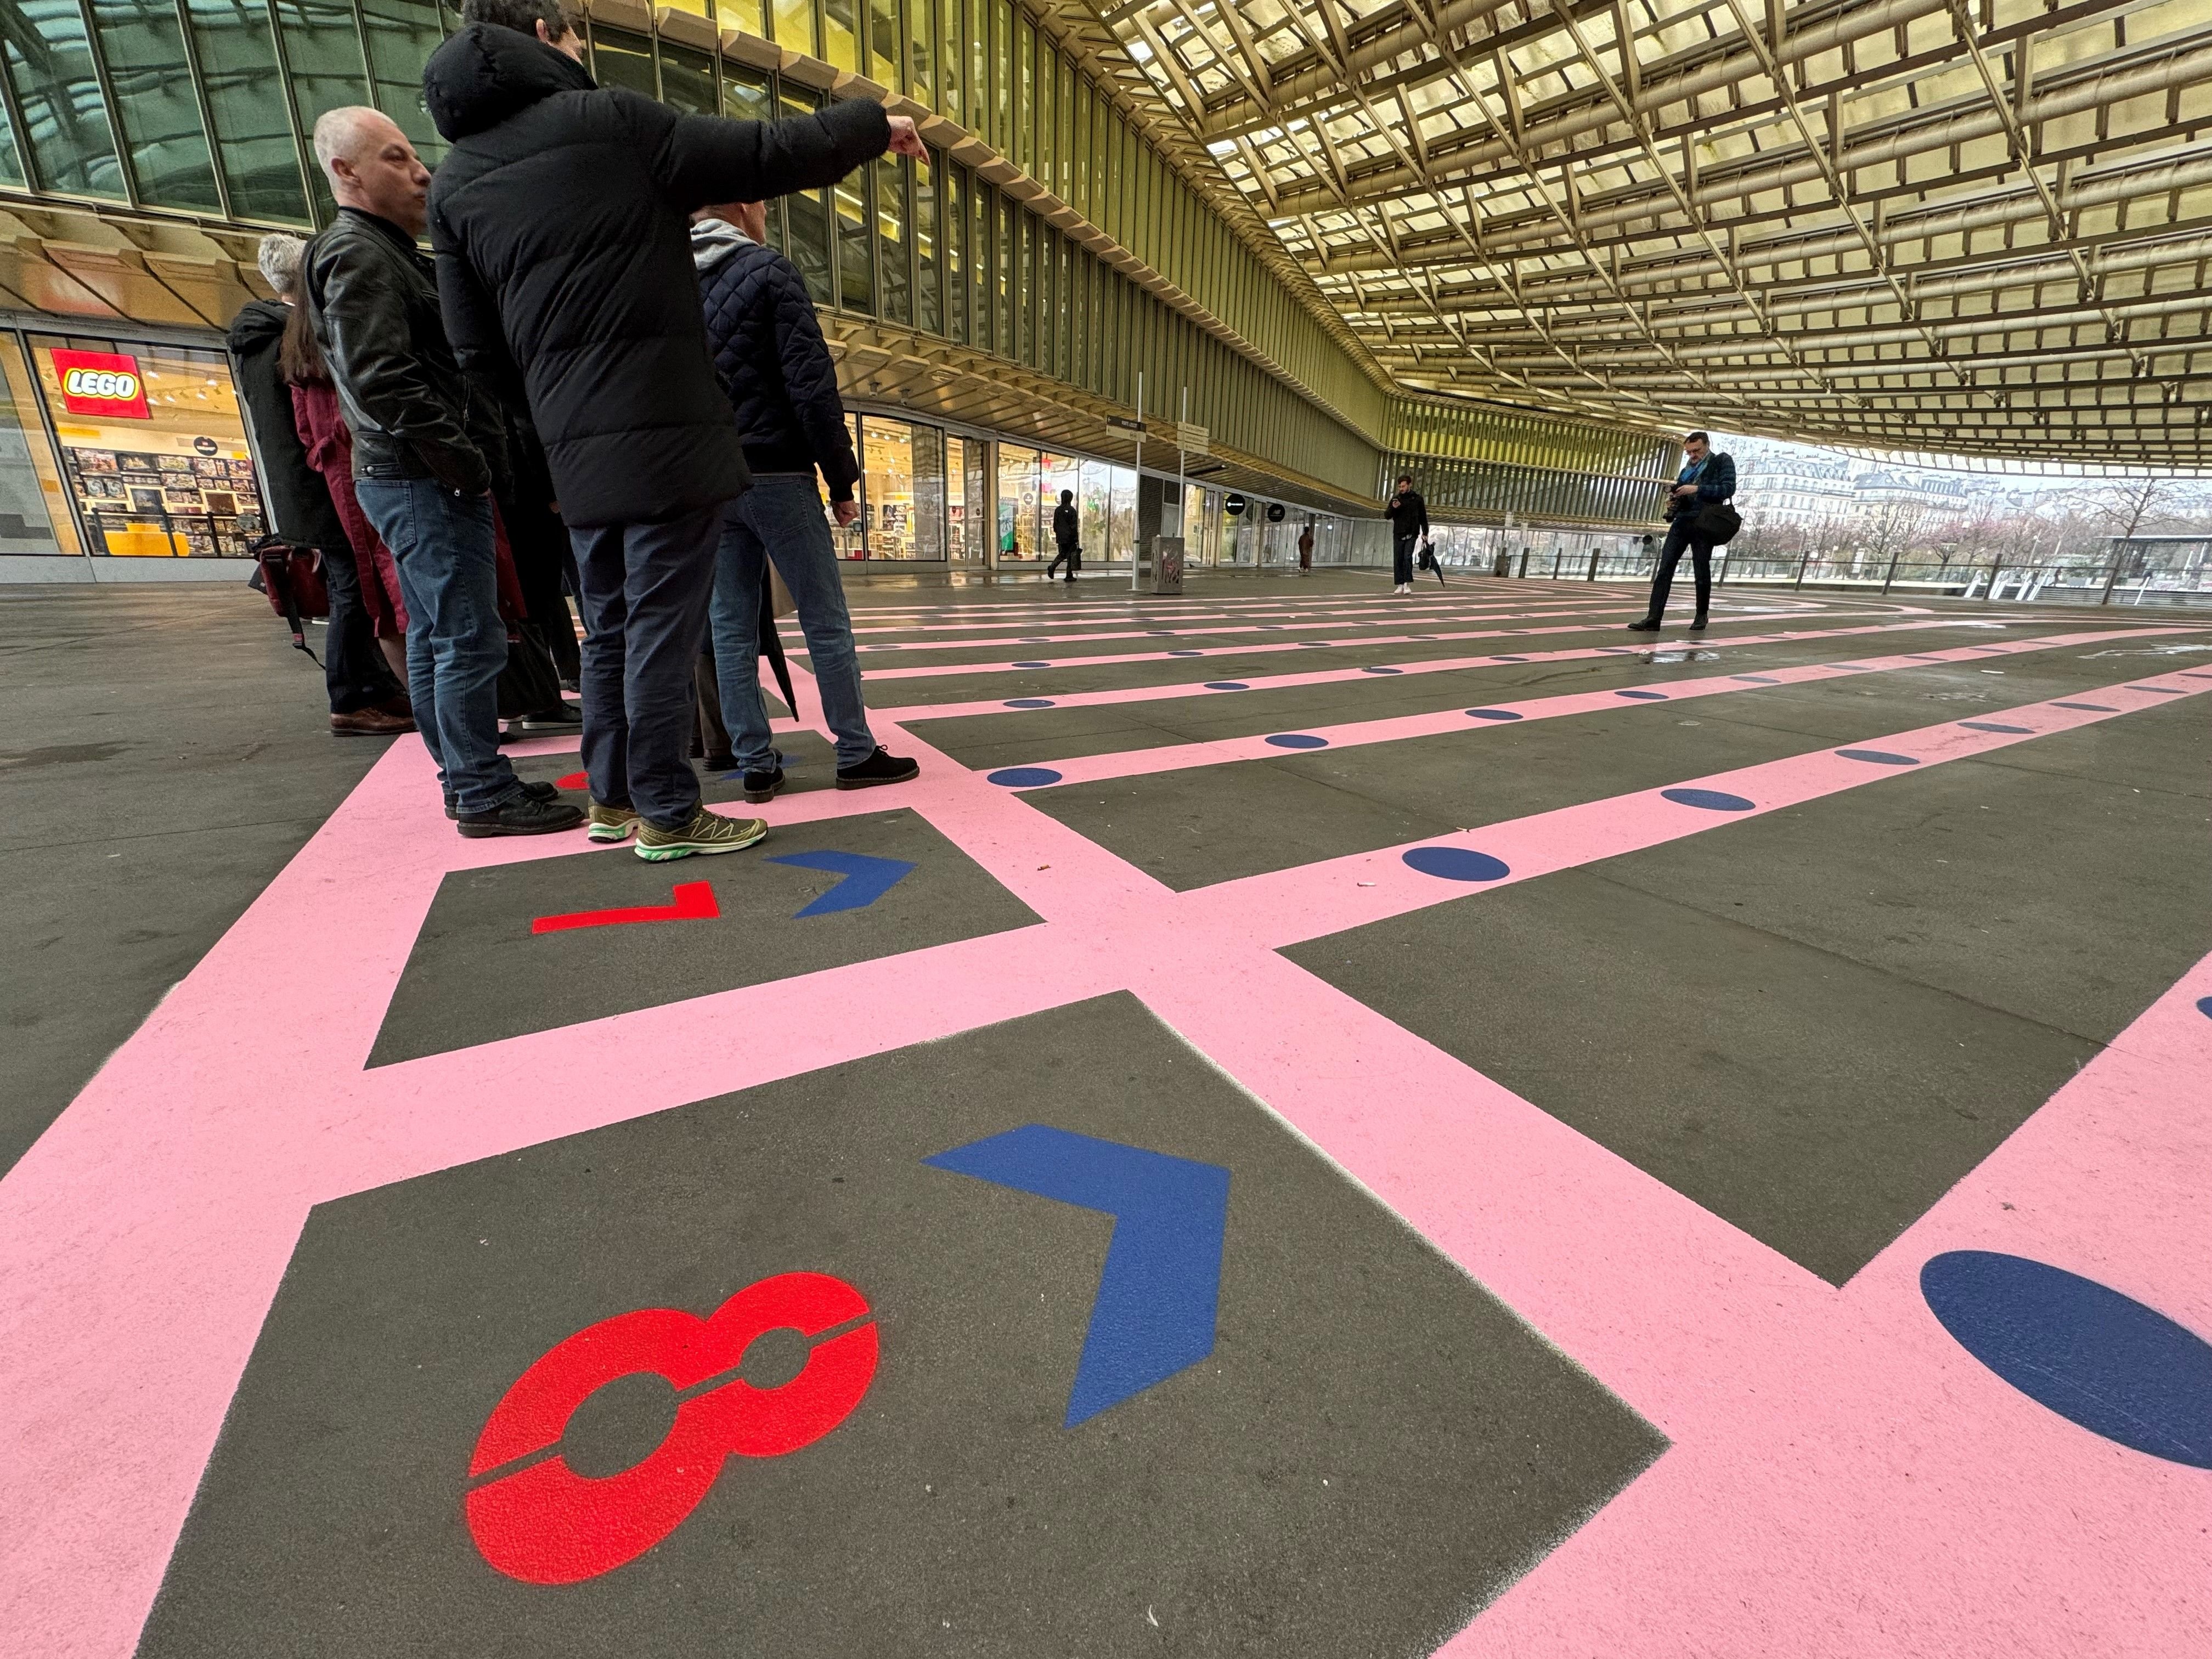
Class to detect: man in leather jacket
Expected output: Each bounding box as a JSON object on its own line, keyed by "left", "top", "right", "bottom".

{"left": 301, "top": 105, "right": 580, "bottom": 837}
{"left": 1628, "top": 430, "right": 1736, "bottom": 633}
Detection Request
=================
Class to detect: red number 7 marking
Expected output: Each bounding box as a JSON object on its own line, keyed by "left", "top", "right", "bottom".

{"left": 531, "top": 881, "right": 719, "bottom": 935}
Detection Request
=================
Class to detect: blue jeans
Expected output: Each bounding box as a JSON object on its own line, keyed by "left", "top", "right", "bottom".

{"left": 569, "top": 501, "right": 726, "bottom": 829}
{"left": 354, "top": 476, "right": 520, "bottom": 814}
{"left": 708, "top": 476, "right": 877, "bottom": 772}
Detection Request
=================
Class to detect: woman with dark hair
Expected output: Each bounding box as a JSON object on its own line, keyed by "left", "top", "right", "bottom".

{"left": 280, "top": 300, "right": 410, "bottom": 683}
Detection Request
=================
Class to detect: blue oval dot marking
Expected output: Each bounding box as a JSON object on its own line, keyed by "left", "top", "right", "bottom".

{"left": 1733, "top": 674, "right": 1780, "bottom": 684}
{"left": 1921, "top": 1251, "right": 2212, "bottom": 1468}
{"left": 1003, "top": 698, "right": 1054, "bottom": 708}
{"left": 2129, "top": 685, "right": 2188, "bottom": 694}
{"left": 1011, "top": 660, "right": 1050, "bottom": 668}
{"left": 1960, "top": 721, "right": 2032, "bottom": 733}
{"left": 986, "top": 766, "right": 1063, "bottom": 787}
{"left": 1265, "top": 733, "right": 1329, "bottom": 749}
{"left": 1465, "top": 708, "right": 1522, "bottom": 720}
{"left": 1203, "top": 681, "right": 1248, "bottom": 691}
{"left": 1837, "top": 748, "right": 1919, "bottom": 765}
{"left": 1168, "top": 650, "right": 1203, "bottom": 657}
{"left": 1402, "top": 847, "right": 1511, "bottom": 882}
{"left": 2053, "top": 702, "right": 2115, "bottom": 712}
{"left": 2198, "top": 995, "right": 2212, "bottom": 1018}
{"left": 1492, "top": 654, "right": 1528, "bottom": 662}
{"left": 1616, "top": 689, "right": 1668, "bottom": 700}
{"left": 1362, "top": 666, "right": 1403, "bottom": 675}
{"left": 1661, "top": 787, "right": 1754, "bottom": 812}
{"left": 1300, "top": 641, "right": 1334, "bottom": 647}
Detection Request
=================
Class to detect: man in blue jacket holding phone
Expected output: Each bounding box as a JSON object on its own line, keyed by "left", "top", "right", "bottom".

{"left": 1629, "top": 431, "right": 1735, "bottom": 633}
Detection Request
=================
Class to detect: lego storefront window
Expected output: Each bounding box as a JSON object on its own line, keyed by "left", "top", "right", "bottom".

{"left": 30, "top": 336, "right": 267, "bottom": 557}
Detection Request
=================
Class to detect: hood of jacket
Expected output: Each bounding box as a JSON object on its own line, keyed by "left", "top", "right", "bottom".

{"left": 690, "top": 216, "right": 755, "bottom": 274}
{"left": 423, "top": 22, "right": 595, "bottom": 143}
{"left": 225, "top": 295, "right": 291, "bottom": 356}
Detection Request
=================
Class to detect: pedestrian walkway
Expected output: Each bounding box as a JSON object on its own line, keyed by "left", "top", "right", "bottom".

{"left": 4, "top": 572, "right": 2208, "bottom": 1658}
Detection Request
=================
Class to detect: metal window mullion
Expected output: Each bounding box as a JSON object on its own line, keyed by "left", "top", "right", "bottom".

{"left": 168, "top": 0, "right": 235, "bottom": 221}
{"left": 0, "top": 32, "right": 41, "bottom": 194}
{"left": 70, "top": 0, "right": 142, "bottom": 210}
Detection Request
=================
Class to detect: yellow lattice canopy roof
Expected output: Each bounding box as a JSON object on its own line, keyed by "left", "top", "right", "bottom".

{"left": 1043, "top": 0, "right": 2212, "bottom": 466}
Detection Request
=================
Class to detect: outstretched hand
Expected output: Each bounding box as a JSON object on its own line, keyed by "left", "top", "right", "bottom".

{"left": 885, "top": 114, "right": 927, "bottom": 157}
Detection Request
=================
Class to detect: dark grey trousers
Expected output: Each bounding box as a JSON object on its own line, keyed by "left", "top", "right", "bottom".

{"left": 570, "top": 501, "right": 727, "bottom": 829}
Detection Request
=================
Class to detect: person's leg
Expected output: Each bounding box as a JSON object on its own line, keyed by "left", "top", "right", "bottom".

{"left": 1392, "top": 535, "right": 1413, "bottom": 586}
{"left": 569, "top": 520, "right": 631, "bottom": 806}
{"left": 754, "top": 476, "right": 881, "bottom": 769}
{"left": 501, "top": 488, "right": 582, "bottom": 683}
{"left": 617, "top": 503, "right": 726, "bottom": 829}
{"left": 694, "top": 649, "right": 733, "bottom": 769}
{"left": 1642, "top": 520, "right": 1692, "bottom": 622}
{"left": 357, "top": 478, "right": 444, "bottom": 787}
{"left": 707, "top": 500, "right": 777, "bottom": 774}
{"left": 1690, "top": 537, "right": 1714, "bottom": 621}
{"left": 317, "top": 532, "right": 391, "bottom": 714}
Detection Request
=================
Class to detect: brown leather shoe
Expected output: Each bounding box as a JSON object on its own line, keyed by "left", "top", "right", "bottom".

{"left": 330, "top": 707, "right": 415, "bottom": 736}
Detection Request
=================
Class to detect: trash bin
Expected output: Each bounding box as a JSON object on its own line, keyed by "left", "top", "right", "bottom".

{"left": 1492, "top": 551, "right": 1513, "bottom": 578}
{"left": 1148, "top": 535, "right": 1186, "bottom": 595}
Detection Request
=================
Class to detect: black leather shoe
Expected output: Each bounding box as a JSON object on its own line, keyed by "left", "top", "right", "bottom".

{"left": 456, "top": 793, "right": 586, "bottom": 837}
{"left": 446, "top": 778, "right": 561, "bottom": 820}
{"left": 742, "top": 765, "right": 786, "bottom": 803}
{"left": 1689, "top": 613, "right": 1709, "bottom": 630}
{"left": 834, "top": 748, "right": 920, "bottom": 790}
{"left": 1626, "top": 617, "right": 1661, "bottom": 632}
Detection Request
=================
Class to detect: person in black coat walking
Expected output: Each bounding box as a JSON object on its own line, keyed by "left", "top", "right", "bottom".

{"left": 1046, "top": 490, "right": 1081, "bottom": 582}
{"left": 1628, "top": 431, "right": 1736, "bottom": 633}
{"left": 227, "top": 234, "right": 410, "bottom": 735}
{"left": 1385, "top": 473, "right": 1429, "bottom": 594}
{"left": 421, "top": 0, "right": 922, "bottom": 862}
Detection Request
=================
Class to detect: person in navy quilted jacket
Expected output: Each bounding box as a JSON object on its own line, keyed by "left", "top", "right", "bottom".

{"left": 692, "top": 199, "right": 918, "bottom": 803}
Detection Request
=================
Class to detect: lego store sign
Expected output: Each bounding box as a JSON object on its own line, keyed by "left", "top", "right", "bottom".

{"left": 54, "top": 349, "right": 151, "bottom": 420}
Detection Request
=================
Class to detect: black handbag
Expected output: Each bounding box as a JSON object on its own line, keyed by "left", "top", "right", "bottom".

{"left": 1695, "top": 503, "right": 1742, "bottom": 544}
{"left": 497, "top": 620, "right": 566, "bottom": 719}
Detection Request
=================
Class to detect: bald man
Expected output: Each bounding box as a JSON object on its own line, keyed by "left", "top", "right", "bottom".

{"left": 300, "top": 106, "right": 580, "bottom": 837}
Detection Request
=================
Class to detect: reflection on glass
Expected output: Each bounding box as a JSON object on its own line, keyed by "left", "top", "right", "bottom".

{"left": 779, "top": 86, "right": 832, "bottom": 304}
{"left": 945, "top": 435, "right": 977, "bottom": 560}
{"left": 772, "top": 0, "right": 815, "bottom": 54}
{"left": 1077, "top": 458, "right": 1110, "bottom": 561}
{"left": 868, "top": 0, "right": 898, "bottom": 87}
{"left": 990, "top": 0, "right": 1011, "bottom": 151}
{"left": 822, "top": 0, "right": 858, "bottom": 73}
{"left": 938, "top": 0, "right": 958, "bottom": 119}
{"left": 996, "top": 441, "right": 1040, "bottom": 561}
{"left": 1014, "top": 211, "right": 1031, "bottom": 365}
{"left": 359, "top": 0, "right": 447, "bottom": 160}
{"left": 0, "top": 335, "right": 74, "bottom": 554}
{"left": 591, "top": 26, "right": 656, "bottom": 96}
{"left": 272, "top": 0, "right": 373, "bottom": 220}
{"left": 876, "top": 153, "right": 909, "bottom": 326}
{"left": 834, "top": 411, "right": 865, "bottom": 558}
{"left": 89, "top": 1, "right": 223, "bottom": 210}
{"left": 943, "top": 163, "right": 964, "bottom": 345}
{"left": 907, "top": 0, "right": 932, "bottom": 101}
{"left": 659, "top": 41, "right": 716, "bottom": 114}
{"left": 995, "top": 196, "right": 1013, "bottom": 356}
{"left": 914, "top": 153, "right": 940, "bottom": 335}
{"left": 836, "top": 163, "right": 873, "bottom": 315}
{"left": 862, "top": 416, "right": 911, "bottom": 557}
{"left": 4, "top": 0, "right": 128, "bottom": 198}
{"left": 1109, "top": 465, "right": 1136, "bottom": 564}
{"left": 725, "top": 63, "right": 772, "bottom": 121}
{"left": 180, "top": 0, "right": 307, "bottom": 222}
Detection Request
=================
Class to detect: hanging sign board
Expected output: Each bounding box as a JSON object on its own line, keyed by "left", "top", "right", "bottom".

{"left": 1223, "top": 493, "right": 1248, "bottom": 516}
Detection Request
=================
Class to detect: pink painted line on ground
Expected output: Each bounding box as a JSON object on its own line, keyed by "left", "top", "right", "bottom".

{"left": 842, "top": 592, "right": 1631, "bottom": 639}
{"left": 1176, "top": 668, "right": 2211, "bottom": 949}
{"left": 874, "top": 615, "right": 2136, "bottom": 723}
{"left": 988, "top": 626, "right": 2199, "bottom": 792}
{"left": 855, "top": 603, "right": 1911, "bottom": 683}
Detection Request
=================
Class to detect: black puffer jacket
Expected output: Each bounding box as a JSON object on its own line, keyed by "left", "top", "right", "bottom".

{"left": 224, "top": 297, "right": 349, "bottom": 551}
{"left": 692, "top": 218, "right": 859, "bottom": 502}
{"left": 422, "top": 24, "right": 890, "bottom": 527}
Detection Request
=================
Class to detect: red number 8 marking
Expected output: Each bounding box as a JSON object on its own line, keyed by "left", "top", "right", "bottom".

{"left": 465, "top": 1271, "right": 878, "bottom": 1584}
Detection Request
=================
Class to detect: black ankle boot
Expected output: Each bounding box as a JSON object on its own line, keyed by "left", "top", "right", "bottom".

{"left": 1689, "top": 613, "right": 1708, "bottom": 630}
{"left": 1626, "top": 616, "right": 1661, "bottom": 632}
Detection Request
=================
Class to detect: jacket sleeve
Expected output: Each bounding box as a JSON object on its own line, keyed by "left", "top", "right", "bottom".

{"left": 1413, "top": 492, "right": 1431, "bottom": 537}
{"left": 431, "top": 197, "right": 528, "bottom": 417}
{"left": 1699, "top": 454, "right": 1736, "bottom": 502}
{"left": 627, "top": 91, "right": 891, "bottom": 213}
{"left": 314, "top": 238, "right": 487, "bottom": 495}
{"left": 771, "top": 256, "right": 860, "bottom": 500}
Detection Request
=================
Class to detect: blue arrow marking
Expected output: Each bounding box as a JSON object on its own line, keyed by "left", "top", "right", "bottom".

{"left": 764, "top": 850, "right": 917, "bottom": 917}
{"left": 926, "top": 1125, "right": 1230, "bottom": 1426}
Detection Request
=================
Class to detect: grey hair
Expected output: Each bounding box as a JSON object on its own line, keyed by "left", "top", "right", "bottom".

{"left": 311, "top": 105, "right": 389, "bottom": 180}
{"left": 256, "top": 232, "right": 305, "bottom": 297}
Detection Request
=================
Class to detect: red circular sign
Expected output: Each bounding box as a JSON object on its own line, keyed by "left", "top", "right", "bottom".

{"left": 465, "top": 1271, "right": 878, "bottom": 1584}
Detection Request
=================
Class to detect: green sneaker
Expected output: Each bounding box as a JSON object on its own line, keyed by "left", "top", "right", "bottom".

{"left": 586, "top": 798, "right": 642, "bottom": 843}
{"left": 634, "top": 806, "right": 768, "bottom": 862}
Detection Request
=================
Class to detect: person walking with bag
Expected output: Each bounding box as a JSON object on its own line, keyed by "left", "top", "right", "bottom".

{"left": 422, "top": 0, "right": 921, "bottom": 864}
{"left": 1628, "top": 431, "right": 1736, "bottom": 633}
{"left": 1046, "top": 489, "right": 1081, "bottom": 582}
{"left": 1386, "top": 473, "right": 1428, "bottom": 595}
{"left": 691, "top": 199, "right": 917, "bottom": 805}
